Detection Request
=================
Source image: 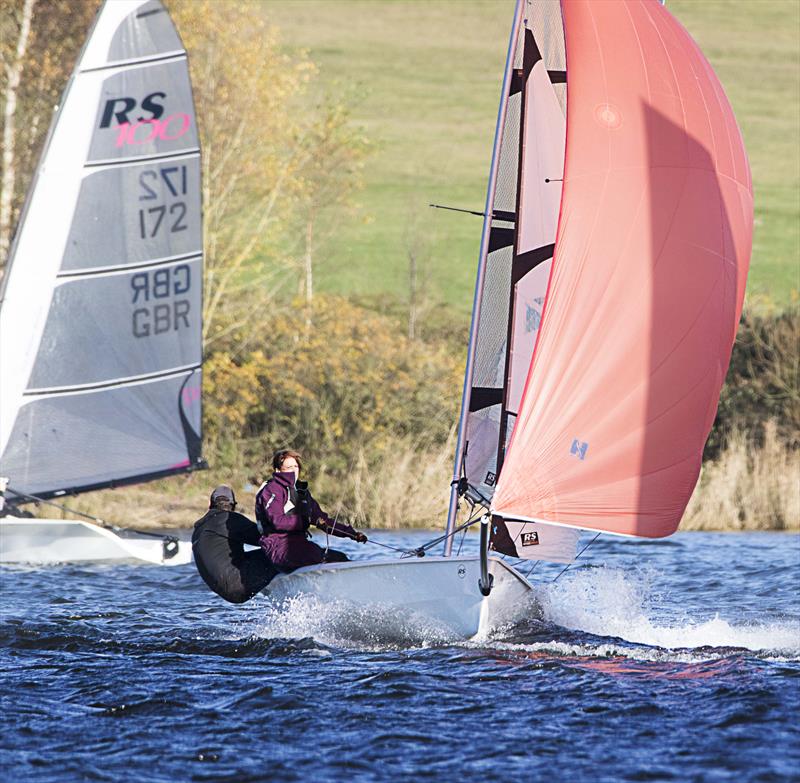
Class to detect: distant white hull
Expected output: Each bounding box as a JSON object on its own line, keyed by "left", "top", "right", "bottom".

{"left": 0, "top": 518, "right": 192, "bottom": 566}
{"left": 262, "top": 555, "right": 533, "bottom": 639}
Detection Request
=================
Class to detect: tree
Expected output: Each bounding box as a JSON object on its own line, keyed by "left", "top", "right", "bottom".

{"left": 404, "top": 205, "right": 434, "bottom": 341}
{"left": 0, "top": 0, "right": 34, "bottom": 264}
{"left": 293, "top": 101, "right": 368, "bottom": 329}
{"left": 170, "top": 0, "right": 322, "bottom": 350}
{"left": 0, "top": 0, "right": 95, "bottom": 273}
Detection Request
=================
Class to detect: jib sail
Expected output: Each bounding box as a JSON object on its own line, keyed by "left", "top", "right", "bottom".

{"left": 0, "top": 0, "right": 204, "bottom": 502}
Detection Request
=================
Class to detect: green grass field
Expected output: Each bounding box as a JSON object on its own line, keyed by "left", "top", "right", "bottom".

{"left": 261, "top": 0, "right": 799, "bottom": 315}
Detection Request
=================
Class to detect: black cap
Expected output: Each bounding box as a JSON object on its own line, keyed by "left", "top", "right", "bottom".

{"left": 209, "top": 485, "right": 236, "bottom": 508}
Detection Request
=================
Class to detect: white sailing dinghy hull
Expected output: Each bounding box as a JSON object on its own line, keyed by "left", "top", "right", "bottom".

{"left": 0, "top": 518, "right": 192, "bottom": 566}
{"left": 262, "top": 556, "right": 533, "bottom": 640}
{"left": 264, "top": 0, "right": 753, "bottom": 632}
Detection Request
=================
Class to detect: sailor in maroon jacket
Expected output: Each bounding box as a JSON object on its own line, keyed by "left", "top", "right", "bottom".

{"left": 255, "top": 450, "right": 367, "bottom": 571}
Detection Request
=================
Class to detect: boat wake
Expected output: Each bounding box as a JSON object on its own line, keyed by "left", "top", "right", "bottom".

{"left": 492, "top": 566, "right": 800, "bottom": 664}
{"left": 246, "top": 565, "right": 800, "bottom": 663}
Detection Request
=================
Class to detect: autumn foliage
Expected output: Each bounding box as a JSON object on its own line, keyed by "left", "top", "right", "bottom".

{"left": 0, "top": 0, "right": 96, "bottom": 264}
{"left": 204, "top": 294, "right": 462, "bottom": 522}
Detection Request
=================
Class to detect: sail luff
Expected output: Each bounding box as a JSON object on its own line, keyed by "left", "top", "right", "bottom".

{"left": 443, "top": 0, "right": 525, "bottom": 555}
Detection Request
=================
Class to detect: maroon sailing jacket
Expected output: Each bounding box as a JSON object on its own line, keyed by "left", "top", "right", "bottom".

{"left": 255, "top": 471, "right": 356, "bottom": 569}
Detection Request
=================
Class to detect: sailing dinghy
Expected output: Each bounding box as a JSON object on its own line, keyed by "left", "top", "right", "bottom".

{"left": 265, "top": 0, "right": 753, "bottom": 639}
{"left": 0, "top": 0, "right": 204, "bottom": 565}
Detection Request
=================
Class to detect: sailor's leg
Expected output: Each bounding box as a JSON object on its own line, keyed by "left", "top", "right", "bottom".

{"left": 241, "top": 549, "right": 280, "bottom": 595}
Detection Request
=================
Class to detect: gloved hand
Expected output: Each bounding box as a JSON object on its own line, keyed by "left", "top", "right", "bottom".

{"left": 295, "top": 480, "right": 312, "bottom": 524}
{"left": 354, "top": 532, "right": 368, "bottom": 544}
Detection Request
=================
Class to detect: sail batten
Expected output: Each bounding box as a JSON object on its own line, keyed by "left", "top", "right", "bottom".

{"left": 24, "top": 363, "right": 202, "bottom": 398}
{"left": 0, "top": 0, "right": 204, "bottom": 502}
{"left": 79, "top": 50, "right": 186, "bottom": 74}
{"left": 57, "top": 250, "right": 202, "bottom": 278}
{"left": 84, "top": 149, "right": 200, "bottom": 169}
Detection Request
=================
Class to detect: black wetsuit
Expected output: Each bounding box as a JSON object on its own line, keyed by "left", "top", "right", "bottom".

{"left": 192, "top": 509, "right": 278, "bottom": 603}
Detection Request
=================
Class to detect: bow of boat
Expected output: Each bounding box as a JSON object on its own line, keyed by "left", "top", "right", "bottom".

{"left": 0, "top": 518, "right": 192, "bottom": 565}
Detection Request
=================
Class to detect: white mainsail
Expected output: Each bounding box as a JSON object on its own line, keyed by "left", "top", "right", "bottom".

{"left": 0, "top": 0, "right": 203, "bottom": 506}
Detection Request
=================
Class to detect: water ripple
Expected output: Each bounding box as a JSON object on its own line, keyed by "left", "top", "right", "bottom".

{"left": 1, "top": 530, "right": 798, "bottom": 782}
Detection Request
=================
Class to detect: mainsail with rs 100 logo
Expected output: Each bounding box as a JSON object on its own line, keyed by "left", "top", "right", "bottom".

{"left": 0, "top": 0, "right": 203, "bottom": 565}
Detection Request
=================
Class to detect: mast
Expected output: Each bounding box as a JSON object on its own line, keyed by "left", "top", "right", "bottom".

{"left": 443, "top": 0, "right": 525, "bottom": 556}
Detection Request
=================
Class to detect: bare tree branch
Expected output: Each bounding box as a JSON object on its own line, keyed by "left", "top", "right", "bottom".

{"left": 0, "top": 0, "right": 35, "bottom": 267}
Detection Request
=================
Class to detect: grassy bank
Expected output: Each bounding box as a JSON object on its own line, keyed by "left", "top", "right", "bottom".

{"left": 684, "top": 423, "right": 800, "bottom": 532}
{"left": 261, "top": 0, "right": 799, "bottom": 314}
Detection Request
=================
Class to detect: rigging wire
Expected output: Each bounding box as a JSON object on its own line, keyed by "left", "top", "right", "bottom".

{"left": 319, "top": 451, "right": 360, "bottom": 562}
{"left": 551, "top": 533, "right": 601, "bottom": 582}
{"left": 398, "top": 507, "right": 485, "bottom": 558}
{"left": 525, "top": 559, "right": 541, "bottom": 578}
{"left": 368, "top": 539, "right": 418, "bottom": 556}
{"left": 455, "top": 525, "right": 467, "bottom": 557}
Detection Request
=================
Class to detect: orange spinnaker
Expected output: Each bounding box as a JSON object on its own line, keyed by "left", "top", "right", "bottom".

{"left": 491, "top": 0, "right": 753, "bottom": 537}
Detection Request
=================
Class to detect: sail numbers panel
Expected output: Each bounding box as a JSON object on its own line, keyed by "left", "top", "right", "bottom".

{"left": 0, "top": 0, "right": 203, "bottom": 501}
{"left": 62, "top": 156, "right": 201, "bottom": 271}
{"left": 28, "top": 258, "right": 201, "bottom": 390}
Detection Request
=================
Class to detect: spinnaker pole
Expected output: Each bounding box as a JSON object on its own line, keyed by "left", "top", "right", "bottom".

{"left": 443, "top": 0, "right": 525, "bottom": 556}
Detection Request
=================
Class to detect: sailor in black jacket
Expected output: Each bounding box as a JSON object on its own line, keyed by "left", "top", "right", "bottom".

{"left": 192, "top": 485, "right": 278, "bottom": 603}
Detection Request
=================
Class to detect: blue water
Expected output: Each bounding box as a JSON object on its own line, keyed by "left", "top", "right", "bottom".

{"left": 1, "top": 531, "right": 798, "bottom": 782}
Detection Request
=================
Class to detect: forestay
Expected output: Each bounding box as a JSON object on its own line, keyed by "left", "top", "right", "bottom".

{"left": 0, "top": 0, "right": 204, "bottom": 502}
